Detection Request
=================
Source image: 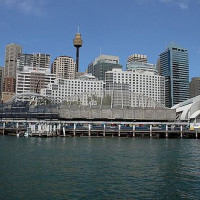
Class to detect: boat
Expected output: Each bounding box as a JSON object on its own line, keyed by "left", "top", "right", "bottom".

{"left": 24, "top": 127, "right": 32, "bottom": 137}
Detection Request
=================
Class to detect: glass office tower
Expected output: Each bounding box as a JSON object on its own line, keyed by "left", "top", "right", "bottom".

{"left": 159, "top": 43, "right": 189, "bottom": 107}
{"left": 88, "top": 55, "right": 122, "bottom": 81}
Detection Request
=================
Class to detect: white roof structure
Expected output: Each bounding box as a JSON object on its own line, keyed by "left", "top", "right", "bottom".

{"left": 172, "top": 95, "right": 200, "bottom": 121}
{"left": 6, "top": 92, "right": 61, "bottom": 105}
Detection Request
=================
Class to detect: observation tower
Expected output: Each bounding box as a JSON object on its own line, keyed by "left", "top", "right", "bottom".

{"left": 73, "top": 30, "right": 83, "bottom": 72}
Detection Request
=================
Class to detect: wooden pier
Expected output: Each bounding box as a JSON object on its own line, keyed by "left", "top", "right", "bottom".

{"left": 0, "top": 120, "right": 199, "bottom": 139}
{"left": 59, "top": 127, "right": 198, "bottom": 139}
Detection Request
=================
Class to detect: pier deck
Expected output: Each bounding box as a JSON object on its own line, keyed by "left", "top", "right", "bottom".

{"left": 0, "top": 124, "right": 198, "bottom": 139}
{"left": 0, "top": 118, "right": 198, "bottom": 138}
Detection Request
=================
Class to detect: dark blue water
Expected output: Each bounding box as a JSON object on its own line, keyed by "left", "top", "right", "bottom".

{"left": 0, "top": 137, "right": 200, "bottom": 200}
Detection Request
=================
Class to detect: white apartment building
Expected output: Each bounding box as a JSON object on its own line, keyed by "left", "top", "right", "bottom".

{"left": 17, "top": 53, "right": 50, "bottom": 72}
{"left": 127, "top": 61, "right": 158, "bottom": 74}
{"left": 51, "top": 56, "right": 76, "bottom": 79}
{"left": 16, "top": 66, "right": 56, "bottom": 94}
{"left": 105, "top": 68, "right": 165, "bottom": 107}
{"left": 41, "top": 74, "right": 104, "bottom": 105}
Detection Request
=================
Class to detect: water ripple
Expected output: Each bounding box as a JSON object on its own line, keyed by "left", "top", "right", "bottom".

{"left": 0, "top": 137, "right": 200, "bottom": 199}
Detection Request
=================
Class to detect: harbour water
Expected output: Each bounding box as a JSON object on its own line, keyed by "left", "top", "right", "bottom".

{"left": 1, "top": 136, "right": 200, "bottom": 200}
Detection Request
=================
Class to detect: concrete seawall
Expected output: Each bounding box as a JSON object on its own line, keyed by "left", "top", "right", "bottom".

{"left": 59, "top": 105, "right": 176, "bottom": 121}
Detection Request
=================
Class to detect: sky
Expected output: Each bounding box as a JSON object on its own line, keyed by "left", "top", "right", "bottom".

{"left": 0, "top": 0, "right": 200, "bottom": 79}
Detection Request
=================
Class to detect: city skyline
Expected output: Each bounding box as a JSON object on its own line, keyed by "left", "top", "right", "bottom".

{"left": 0, "top": 0, "right": 200, "bottom": 79}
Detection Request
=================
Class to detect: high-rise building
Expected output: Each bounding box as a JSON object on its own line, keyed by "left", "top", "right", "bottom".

{"left": 127, "top": 54, "right": 147, "bottom": 69}
{"left": 32, "top": 53, "right": 50, "bottom": 70}
{"left": 159, "top": 43, "right": 189, "bottom": 107}
{"left": 0, "top": 66, "right": 4, "bottom": 99}
{"left": 3, "top": 77, "right": 16, "bottom": 93}
{"left": 17, "top": 53, "right": 50, "bottom": 72}
{"left": 190, "top": 77, "right": 200, "bottom": 98}
{"left": 105, "top": 67, "right": 165, "bottom": 107}
{"left": 17, "top": 53, "right": 34, "bottom": 72}
{"left": 156, "top": 58, "right": 161, "bottom": 76}
{"left": 4, "top": 43, "right": 22, "bottom": 78}
{"left": 88, "top": 55, "right": 122, "bottom": 81}
{"left": 3, "top": 43, "right": 22, "bottom": 101}
{"left": 126, "top": 61, "right": 157, "bottom": 74}
{"left": 16, "top": 66, "right": 56, "bottom": 94}
{"left": 2, "top": 77, "right": 16, "bottom": 102}
{"left": 51, "top": 56, "right": 76, "bottom": 79}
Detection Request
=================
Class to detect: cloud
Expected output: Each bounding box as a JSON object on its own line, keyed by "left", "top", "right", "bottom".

{"left": 159, "top": 0, "right": 173, "bottom": 3}
{"left": 178, "top": 2, "right": 188, "bottom": 9}
{"left": 0, "top": 0, "right": 46, "bottom": 16}
{"left": 158, "top": 0, "right": 189, "bottom": 9}
{"left": 134, "top": 0, "right": 191, "bottom": 9}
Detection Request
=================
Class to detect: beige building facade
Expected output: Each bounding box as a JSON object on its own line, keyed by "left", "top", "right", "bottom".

{"left": 4, "top": 43, "right": 22, "bottom": 78}
{"left": 51, "top": 56, "right": 76, "bottom": 79}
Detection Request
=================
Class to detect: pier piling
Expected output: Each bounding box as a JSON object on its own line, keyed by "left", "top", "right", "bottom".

{"left": 118, "top": 124, "right": 121, "bottom": 137}
{"left": 73, "top": 123, "right": 76, "bottom": 136}
{"left": 63, "top": 126, "right": 66, "bottom": 137}
{"left": 166, "top": 124, "right": 168, "bottom": 138}
{"left": 133, "top": 125, "right": 135, "bottom": 137}
{"left": 88, "top": 124, "right": 91, "bottom": 137}
{"left": 57, "top": 123, "right": 61, "bottom": 136}
{"left": 103, "top": 124, "right": 106, "bottom": 137}
{"left": 16, "top": 122, "right": 19, "bottom": 135}
{"left": 180, "top": 125, "right": 183, "bottom": 138}
{"left": 3, "top": 122, "right": 5, "bottom": 136}
{"left": 150, "top": 125, "right": 152, "bottom": 138}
